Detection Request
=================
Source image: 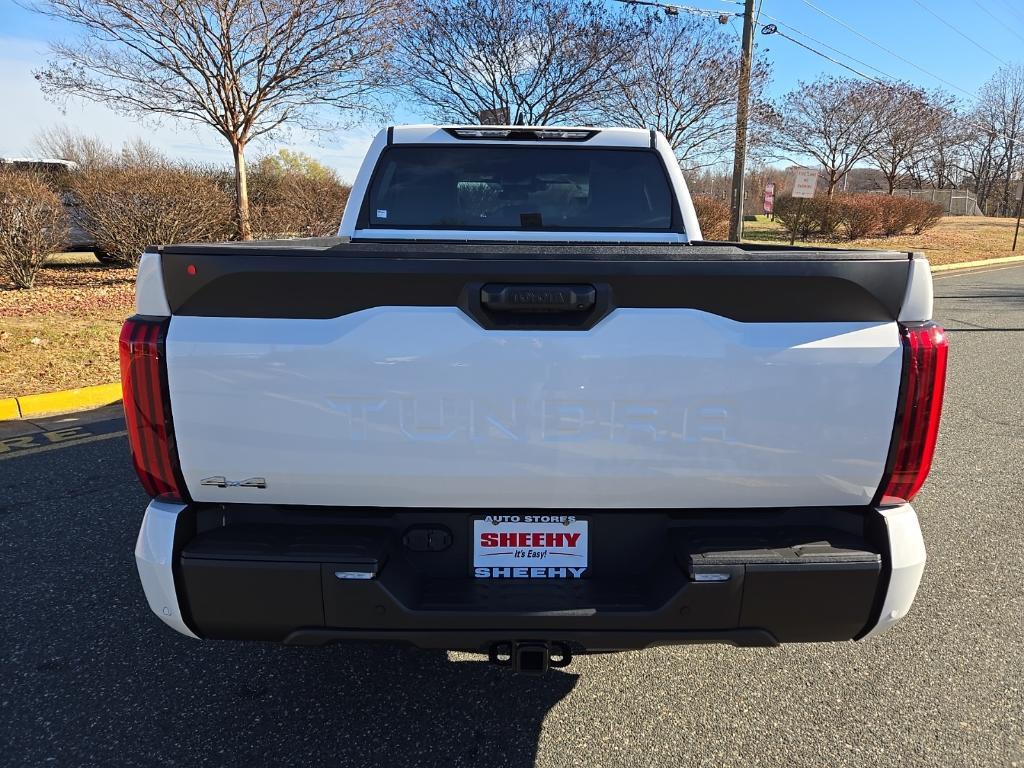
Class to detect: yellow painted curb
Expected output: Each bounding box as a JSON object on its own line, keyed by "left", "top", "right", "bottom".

{"left": 0, "top": 397, "right": 21, "bottom": 420}
{"left": 15, "top": 382, "right": 123, "bottom": 418}
{"left": 931, "top": 253, "right": 1024, "bottom": 273}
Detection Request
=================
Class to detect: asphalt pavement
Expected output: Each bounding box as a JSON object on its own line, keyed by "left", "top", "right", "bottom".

{"left": 1, "top": 263, "right": 1022, "bottom": 767}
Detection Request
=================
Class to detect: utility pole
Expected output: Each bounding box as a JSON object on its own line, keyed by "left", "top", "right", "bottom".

{"left": 727, "top": 0, "right": 756, "bottom": 242}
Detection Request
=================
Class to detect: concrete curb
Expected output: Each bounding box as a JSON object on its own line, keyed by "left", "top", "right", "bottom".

{"left": 0, "top": 383, "right": 122, "bottom": 420}
{"left": 931, "top": 253, "right": 1024, "bottom": 272}
{"left": 0, "top": 398, "right": 19, "bottom": 420}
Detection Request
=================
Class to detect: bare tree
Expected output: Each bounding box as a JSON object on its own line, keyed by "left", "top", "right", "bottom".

{"left": 597, "top": 15, "right": 771, "bottom": 168}
{"left": 970, "top": 64, "right": 1024, "bottom": 215}
{"left": 393, "top": 0, "right": 646, "bottom": 125}
{"left": 34, "top": 0, "right": 399, "bottom": 239}
{"left": 905, "top": 98, "right": 972, "bottom": 190}
{"left": 771, "top": 76, "right": 887, "bottom": 197}
{"left": 866, "top": 83, "right": 948, "bottom": 194}
{"left": 33, "top": 125, "right": 113, "bottom": 168}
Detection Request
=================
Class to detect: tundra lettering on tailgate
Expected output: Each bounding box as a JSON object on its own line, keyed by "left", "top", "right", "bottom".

{"left": 327, "top": 396, "right": 730, "bottom": 444}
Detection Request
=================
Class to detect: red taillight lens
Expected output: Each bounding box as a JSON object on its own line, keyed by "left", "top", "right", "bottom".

{"left": 880, "top": 322, "right": 948, "bottom": 504}
{"left": 119, "top": 317, "right": 184, "bottom": 501}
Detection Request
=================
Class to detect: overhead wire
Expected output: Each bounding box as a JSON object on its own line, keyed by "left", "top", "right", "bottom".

{"left": 968, "top": 0, "right": 1024, "bottom": 44}
{"left": 798, "top": 0, "right": 979, "bottom": 99}
{"left": 758, "top": 12, "right": 898, "bottom": 83}
{"left": 989, "top": 0, "right": 1024, "bottom": 24}
{"left": 759, "top": 24, "right": 887, "bottom": 84}
{"left": 761, "top": 11, "right": 1024, "bottom": 146}
{"left": 610, "top": 0, "right": 737, "bottom": 19}
{"left": 907, "top": 0, "right": 1007, "bottom": 64}
{"left": 616, "top": 0, "right": 1022, "bottom": 144}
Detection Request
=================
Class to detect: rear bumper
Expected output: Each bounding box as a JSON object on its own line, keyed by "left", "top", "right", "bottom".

{"left": 135, "top": 503, "right": 925, "bottom": 652}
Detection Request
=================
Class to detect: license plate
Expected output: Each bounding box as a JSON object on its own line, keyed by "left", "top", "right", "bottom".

{"left": 472, "top": 515, "right": 588, "bottom": 578}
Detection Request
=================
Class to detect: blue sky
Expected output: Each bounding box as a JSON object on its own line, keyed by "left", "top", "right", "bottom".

{"left": 1, "top": 0, "right": 1022, "bottom": 180}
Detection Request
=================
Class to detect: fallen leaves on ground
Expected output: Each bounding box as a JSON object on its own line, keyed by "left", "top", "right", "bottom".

{"left": 0, "top": 256, "right": 135, "bottom": 318}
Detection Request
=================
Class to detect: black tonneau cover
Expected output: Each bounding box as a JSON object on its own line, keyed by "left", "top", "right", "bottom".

{"left": 152, "top": 239, "right": 914, "bottom": 325}
{"left": 151, "top": 237, "right": 911, "bottom": 262}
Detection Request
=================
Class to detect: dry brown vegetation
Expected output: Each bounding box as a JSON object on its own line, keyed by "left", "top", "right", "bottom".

{"left": 0, "top": 252, "right": 133, "bottom": 397}
{"left": 691, "top": 195, "right": 730, "bottom": 240}
{"left": 249, "top": 171, "right": 350, "bottom": 240}
{"left": 2, "top": 214, "right": 1018, "bottom": 399}
{"left": 72, "top": 163, "right": 235, "bottom": 266}
{"left": 0, "top": 170, "right": 70, "bottom": 288}
{"left": 745, "top": 215, "right": 1020, "bottom": 266}
{"left": 773, "top": 194, "right": 944, "bottom": 243}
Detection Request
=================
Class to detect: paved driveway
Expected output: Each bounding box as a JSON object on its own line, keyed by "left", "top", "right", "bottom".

{"left": 2, "top": 264, "right": 1022, "bottom": 767}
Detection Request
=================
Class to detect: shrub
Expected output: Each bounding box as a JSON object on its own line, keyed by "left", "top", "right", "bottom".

{"left": 71, "top": 162, "right": 234, "bottom": 266}
{"left": 906, "top": 197, "right": 944, "bottom": 234}
{"left": 691, "top": 194, "right": 729, "bottom": 240}
{"left": 835, "top": 195, "right": 883, "bottom": 240}
{"left": 775, "top": 195, "right": 827, "bottom": 241}
{"left": 249, "top": 170, "right": 351, "bottom": 239}
{"left": 877, "top": 195, "right": 919, "bottom": 237}
{"left": 807, "top": 197, "right": 842, "bottom": 238}
{"left": 779, "top": 193, "right": 944, "bottom": 243}
{"left": 0, "top": 169, "right": 69, "bottom": 288}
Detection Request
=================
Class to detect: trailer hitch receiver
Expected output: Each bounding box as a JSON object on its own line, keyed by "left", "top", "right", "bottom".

{"left": 489, "top": 641, "right": 573, "bottom": 674}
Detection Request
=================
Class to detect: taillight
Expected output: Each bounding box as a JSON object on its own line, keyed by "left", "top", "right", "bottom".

{"left": 119, "top": 317, "right": 185, "bottom": 501}
{"left": 879, "top": 322, "right": 948, "bottom": 504}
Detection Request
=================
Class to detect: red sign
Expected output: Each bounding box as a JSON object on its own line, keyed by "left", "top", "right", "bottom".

{"left": 763, "top": 182, "right": 776, "bottom": 214}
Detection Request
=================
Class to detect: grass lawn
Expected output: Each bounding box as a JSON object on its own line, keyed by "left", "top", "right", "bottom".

{"left": 743, "top": 215, "right": 1021, "bottom": 266}
{"left": 0, "top": 252, "right": 134, "bottom": 399}
{"left": 1, "top": 217, "right": 1021, "bottom": 400}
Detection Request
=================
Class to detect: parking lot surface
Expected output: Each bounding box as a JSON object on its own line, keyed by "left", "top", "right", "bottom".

{"left": 2, "top": 264, "right": 1022, "bottom": 767}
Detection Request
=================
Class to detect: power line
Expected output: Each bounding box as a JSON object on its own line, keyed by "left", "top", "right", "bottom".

{"left": 798, "top": 0, "right": 978, "bottom": 99}
{"left": 758, "top": 12, "right": 898, "bottom": 83}
{"left": 907, "top": 0, "right": 1007, "bottom": 64}
{"left": 611, "top": 0, "right": 738, "bottom": 19}
{"left": 759, "top": 24, "right": 887, "bottom": 84}
{"left": 990, "top": 0, "right": 1024, "bottom": 24}
{"left": 968, "top": 0, "right": 1024, "bottom": 44}
{"left": 760, "top": 15, "right": 1024, "bottom": 146}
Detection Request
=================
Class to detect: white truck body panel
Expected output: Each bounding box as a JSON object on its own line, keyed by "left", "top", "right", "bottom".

{"left": 166, "top": 307, "right": 902, "bottom": 509}
{"left": 135, "top": 251, "right": 171, "bottom": 316}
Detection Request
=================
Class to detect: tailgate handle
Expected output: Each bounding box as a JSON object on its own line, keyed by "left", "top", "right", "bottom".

{"left": 480, "top": 284, "right": 596, "bottom": 313}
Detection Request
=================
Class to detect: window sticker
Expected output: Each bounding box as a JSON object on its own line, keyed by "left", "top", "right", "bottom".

{"left": 376, "top": 209, "right": 388, "bottom": 219}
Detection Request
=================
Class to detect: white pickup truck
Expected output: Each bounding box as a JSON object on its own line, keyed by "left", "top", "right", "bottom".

{"left": 126, "top": 125, "right": 946, "bottom": 674}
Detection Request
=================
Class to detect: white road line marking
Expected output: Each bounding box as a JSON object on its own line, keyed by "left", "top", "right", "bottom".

{"left": 934, "top": 263, "right": 1024, "bottom": 280}
{"left": 0, "top": 430, "right": 127, "bottom": 461}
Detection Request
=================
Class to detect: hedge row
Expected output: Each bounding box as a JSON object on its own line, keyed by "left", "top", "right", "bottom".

{"left": 70, "top": 161, "right": 350, "bottom": 266}
{"left": 775, "top": 194, "right": 944, "bottom": 241}
{"left": 0, "top": 158, "right": 351, "bottom": 287}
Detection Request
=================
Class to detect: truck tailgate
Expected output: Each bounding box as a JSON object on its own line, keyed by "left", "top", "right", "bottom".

{"left": 157, "top": 243, "right": 910, "bottom": 509}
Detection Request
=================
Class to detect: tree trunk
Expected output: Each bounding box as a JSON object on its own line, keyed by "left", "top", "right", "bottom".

{"left": 231, "top": 140, "right": 252, "bottom": 241}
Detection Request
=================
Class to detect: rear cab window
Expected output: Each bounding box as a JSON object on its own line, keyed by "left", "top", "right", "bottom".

{"left": 363, "top": 145, "right": 678, "bottom": 232}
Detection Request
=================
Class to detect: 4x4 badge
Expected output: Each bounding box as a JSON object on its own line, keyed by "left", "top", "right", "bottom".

{"left": 200, "top": 476, "right": 267, "bottom": 489}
